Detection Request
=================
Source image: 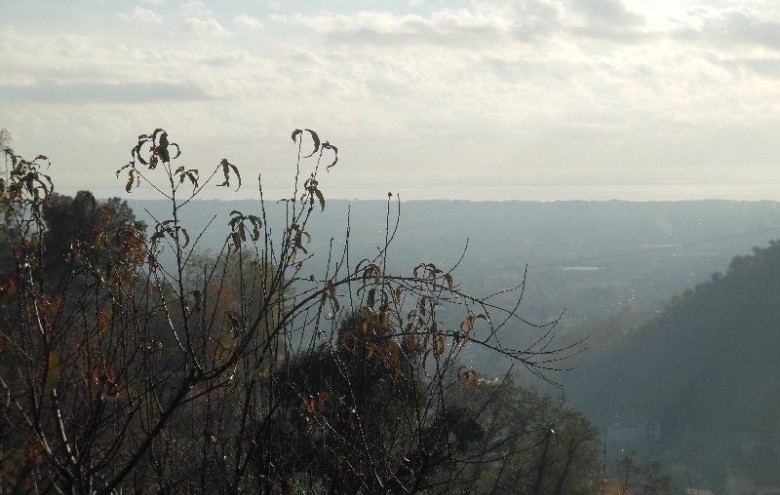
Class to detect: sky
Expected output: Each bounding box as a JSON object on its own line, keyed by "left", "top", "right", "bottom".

{"left": 1, "top": 0, "right": 779, "bottom": 201}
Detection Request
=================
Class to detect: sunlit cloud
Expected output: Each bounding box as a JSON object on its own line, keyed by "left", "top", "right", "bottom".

{"left": 117, "top": 6, "right": 164, "bottom": 24}
{"left": 2, "top": 81, "right": 212, "bottom": 104}
{"left": 180, "top": 17, "right": 229, "bottom": 36}
{"left": 179, "top": 0, "right": 213, "bottom": 18}
{"left": 234, "top": 13, "right": 264, "bottom": 30}
{"left": 1, "top": 0, "right": 779, "bottom": 200}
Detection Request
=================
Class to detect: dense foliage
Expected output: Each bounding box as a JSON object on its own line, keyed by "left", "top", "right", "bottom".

{"left": 574, "top": 239, "right": 780, "bottom": 490}
{"left": 0, "top": 129, "right": 603, "bottom": 494}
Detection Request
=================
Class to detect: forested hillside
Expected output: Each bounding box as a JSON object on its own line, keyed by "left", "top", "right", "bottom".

{"left": 568, "top": 239, "right": 780, "bottom": 489}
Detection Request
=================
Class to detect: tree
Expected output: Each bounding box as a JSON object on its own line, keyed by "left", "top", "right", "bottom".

{"left": 0, "top": 129, "right": 11, "bottom": 153}
{"left": 248, "top": 313, "right": 603, "bottom": 494}
{"left": 250, "top": 311, "right": 443, "bottom": 493}
{"left": 613, "top": 454, "right": 673, "bottom": 495}
{"left": 40, "top": 191, "right": 146, "bottom": 285}
{"left": 0, "top": 129, "right": 580, "bottom": 494}
{"left": 637, "top": 461, "right": 671, "bottom": 495}
{"left": 449, "top": 377, "right": 602, "bottom": 495}
{"left": 618, "top": 452, "right": 638, "bottom": 495}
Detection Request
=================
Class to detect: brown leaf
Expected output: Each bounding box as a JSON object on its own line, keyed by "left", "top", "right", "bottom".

{"left": 25, "top": 442, "right": 43, "bottom": 463}
{"left": 326, "top": 281, "right": 337, "bottom": 302}
{"left": 317, "top": 392, "right": 328, "bottom": 409}
{"left": 4, "top": 278, "right": 15, "bottom": 296}
{"left": 460, "top": 314, "right": 475, "bottom": 332}
{"left": 459, "top": 369, "right": 480, "bottom": 388}
{"left": 389, "top": 341, "right": 401, "bottom": 375}
{"left": 433, "top": 336, "right": 446, "bottom": 358}
{"left": 98, "top": 309, "right": 112, "bottom": 334}
{"left": 44, "top": 353, "right": 61, "bottom": 394}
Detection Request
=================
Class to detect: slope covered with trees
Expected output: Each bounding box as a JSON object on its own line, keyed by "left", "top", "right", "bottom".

{"left": 571, "top": 239, "right": 780, "bottom": 489}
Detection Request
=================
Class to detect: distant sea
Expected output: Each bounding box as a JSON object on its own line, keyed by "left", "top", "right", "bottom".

{"left": 254, "top": 183, "right": 780, "bottom": 202}
{"left": 90, "top": 182, "right": 780, "bottom": 202}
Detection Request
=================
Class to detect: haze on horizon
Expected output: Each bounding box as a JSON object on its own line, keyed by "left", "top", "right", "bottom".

{"left": 1, "top": 0, "right": 779, "bottom": 202}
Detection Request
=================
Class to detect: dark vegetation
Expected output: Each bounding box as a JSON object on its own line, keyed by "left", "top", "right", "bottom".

{"left": 569, "top": 239, "right": 780, "bottom": 491}
{"left": 0, "top": 129, "right": 617, "bottom": 494}
{"left": 4, "top": 124, "right": 774, "bottom": 494}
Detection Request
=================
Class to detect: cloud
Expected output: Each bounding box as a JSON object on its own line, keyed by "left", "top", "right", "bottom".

{"left": 564, "top": 0, "right": 648, "bottom": 42}
{"left": 199, "top": 49, "right": 250, "bottom": 67}
{"left": 703, "top": 53, "right": 780, "bottom": 79}
{"left": 738, "top": 56, "right": 780, "bottom": 78}
{"left": 177, "top": 1, "right": 229, "bottom": 37}
{"left": 504, "top": 0, "right": 563, "bottom": 41}
{"left": 0, "top": 81, "right": 213, "bottom": 104}
{"left": 271, "top": 2, "right": 565, "bottom": 47}
{"left": 3, "top": 1, "right": 780, "bottom": 201}
{"left": 181, "top": 17, "right": 229, "bottom": 37}
{"left": 273, "top": 9, "right": 515, "bottom": 47}
{"left": 234, "top": 14, "right": 263, "bottom": 30}
{"left": 118, "top": 6, "right": 164, "bottom": 24}
{"left": 179, "top": 0, "right": 213, "bottom": 18}
{"left": 653, "top": 3, "right": 779, "bottom": 54}
{"left": 694, "top": 8, "right": 780, "bottom": 50}
{"left": 568, "top": 0, "right": 641, "bottom": 27}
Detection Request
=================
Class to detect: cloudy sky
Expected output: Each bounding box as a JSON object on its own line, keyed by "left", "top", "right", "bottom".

{"left": 1, "top": 0, "right": 779, "bottom": 200}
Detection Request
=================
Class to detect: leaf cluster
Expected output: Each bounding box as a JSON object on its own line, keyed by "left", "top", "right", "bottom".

{"left": 0, "top": 128, "right": 586, "bottom": 495}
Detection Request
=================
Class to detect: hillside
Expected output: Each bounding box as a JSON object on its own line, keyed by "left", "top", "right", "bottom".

{"left": 568, "top": 239, "right": 780, "bottom": 489}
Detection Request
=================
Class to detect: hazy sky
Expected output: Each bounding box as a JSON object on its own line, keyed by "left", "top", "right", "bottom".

{"left": 1, "top": 0, "right": 779, "bottom": 200}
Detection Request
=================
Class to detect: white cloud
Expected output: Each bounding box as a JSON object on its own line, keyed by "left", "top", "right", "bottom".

{"left": 180, "top": 0, "right": 213, "bottom": 18}
{"left": 199, "top": 48, "right": 250, "bottom": 68}
{"left": 118, "top": 6, "right": 164, "bottom": 24}
{"left": 271, "top": 2, "right": 563, "bottom": 46}
{"left": 181, "top": 17, "right": 229, "bottom": 37}
{"left": 567, "top": 0, "right": 642, "bottom": 27}
{"left": 2, "top": 80, "right": 211, "bottom": 103}
{"left": 177, "top": 1, "right": 229, "bottom": 37}
{"left": 679, "top": 6, "right": 780, "bottom": 50}
{"left": 234, "top": 14, "right": 263, "bottom": 30}
{"left": 3, "top": 1, "right": 780, "bottom": 200}
{"left": 273, "top": 8, "right": 518, "bottom": 46}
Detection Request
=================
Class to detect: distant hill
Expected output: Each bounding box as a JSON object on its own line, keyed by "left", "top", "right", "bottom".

{"left": 568, "top": 239, "right": 780, "bottom": 490}
{"left": 125, "top": 199, "right": 780, "bottom": 378}
{"left": 126, "top": 199, "right": 780, "bottom": 320}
